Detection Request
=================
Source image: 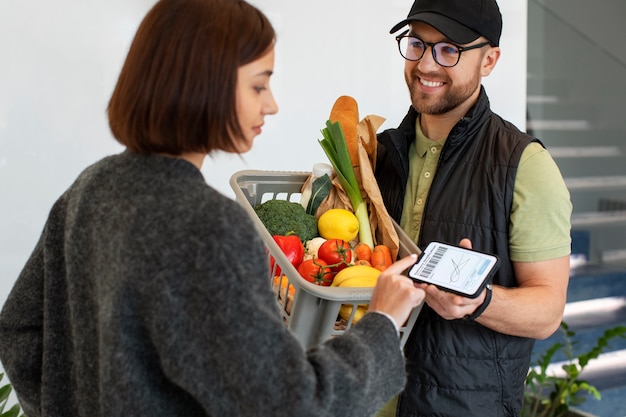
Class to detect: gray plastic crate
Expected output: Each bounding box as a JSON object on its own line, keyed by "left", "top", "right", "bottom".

{"left": 230, "top": 169, "right": 423, "bottom": 349}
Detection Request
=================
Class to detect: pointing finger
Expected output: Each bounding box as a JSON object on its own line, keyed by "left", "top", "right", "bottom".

{"left": 380, "top": 254, "right": 419, "bottom": 276}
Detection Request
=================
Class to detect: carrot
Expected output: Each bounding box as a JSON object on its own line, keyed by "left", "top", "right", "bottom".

{"left": 273, "top": 275, "right": 296, "bottom": 297}
{"left": 354, "top": 242, "right": 372, "bottom": 262}
{"left": 371, "top": 244, "right": 393, "bottom": 271}
{"left": 329, "top": 95, "right": 359, "bottom": 168}
{"left": 354, "top": 259, "right": 372, "bottom": 267}
{"left": 273, "top": 275, "right": 295, "bottom": 314}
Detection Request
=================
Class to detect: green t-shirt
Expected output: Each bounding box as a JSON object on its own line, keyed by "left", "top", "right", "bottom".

{"left": 400, "top": 121, "right": 572, "bottom": 262}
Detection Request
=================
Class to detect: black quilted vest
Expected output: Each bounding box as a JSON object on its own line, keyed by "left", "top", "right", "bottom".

{"left": 376, "top": 88, "right": 539, "bottom": 417}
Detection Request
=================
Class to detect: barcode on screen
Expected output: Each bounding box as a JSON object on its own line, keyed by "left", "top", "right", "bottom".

{"left": 418, "top": 245, "right": 448, "bottom": 279}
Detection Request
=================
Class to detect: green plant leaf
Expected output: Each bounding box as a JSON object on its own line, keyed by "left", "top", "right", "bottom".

{"left": 0, "top": 384, "right": 11, "bottom": 407}
{"left": 0, "top": 404, "right": 22, "bottom": 417}
{"left": 577, "top": 325, "right": 626, "bottom": 368}
{"left": 0, "top": 373, "right": 24, "bottom": 417}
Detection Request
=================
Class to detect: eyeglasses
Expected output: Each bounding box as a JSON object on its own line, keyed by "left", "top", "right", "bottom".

{"left": 395, "top": 30, "right": 491, "bottom": 68}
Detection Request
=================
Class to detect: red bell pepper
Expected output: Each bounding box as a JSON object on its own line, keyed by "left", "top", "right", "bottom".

{"left": 270, "top": 234, "right": 305, "bottom": 276}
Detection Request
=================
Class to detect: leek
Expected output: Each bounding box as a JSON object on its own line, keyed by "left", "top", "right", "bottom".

{"left": 318, "top": 120, "right": 374, "bottom": 249}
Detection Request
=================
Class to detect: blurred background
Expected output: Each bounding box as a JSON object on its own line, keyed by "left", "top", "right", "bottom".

{"left": 526, "top": 1, "right": 626, "bottom": 415}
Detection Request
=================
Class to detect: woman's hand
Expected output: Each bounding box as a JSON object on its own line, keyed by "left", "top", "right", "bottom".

{"left": 369, "top": 254, "right": 426, "bottom": 329}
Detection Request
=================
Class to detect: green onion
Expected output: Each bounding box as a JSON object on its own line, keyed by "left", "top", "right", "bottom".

{"left": 319, "top": 120, "right": 374, "bottom": 249}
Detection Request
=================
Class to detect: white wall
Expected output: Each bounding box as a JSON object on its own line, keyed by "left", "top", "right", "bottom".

{"left": 0, "top": 0, "right": 526, "bottom": 303}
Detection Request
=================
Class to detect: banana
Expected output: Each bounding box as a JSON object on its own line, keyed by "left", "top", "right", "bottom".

{"left": 332, "top": 264, "right": 381, "bottom": 323}
{"left": 335, "top": 275, "right": 378, "bottom": 288}
{"left": 339, "top": 304, "right": 368, "bottom": 322}
{"left": 331, "top": 265, "right": 380, "bottom": 287}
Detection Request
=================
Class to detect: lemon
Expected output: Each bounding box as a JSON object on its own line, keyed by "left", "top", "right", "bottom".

{"left": 317, "top": 208, "right": 359, "bottom": 242}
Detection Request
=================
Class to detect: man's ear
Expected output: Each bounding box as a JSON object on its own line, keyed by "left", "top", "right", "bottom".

{"left": 481, "top": 46, "right": 501, "bottom": 77}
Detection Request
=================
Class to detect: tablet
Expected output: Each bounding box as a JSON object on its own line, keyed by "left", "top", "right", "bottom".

{"left": 407, "top": 241, "right": 499, "bottom": 298}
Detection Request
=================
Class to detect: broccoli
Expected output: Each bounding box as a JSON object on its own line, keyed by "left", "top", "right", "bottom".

{"left": 253, "top": 199, "right": 318, "bottom": 242}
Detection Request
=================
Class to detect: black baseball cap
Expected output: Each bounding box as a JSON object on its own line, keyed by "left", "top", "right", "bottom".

{"left": 390, "top": 0, "right": 503, "bottom": 46}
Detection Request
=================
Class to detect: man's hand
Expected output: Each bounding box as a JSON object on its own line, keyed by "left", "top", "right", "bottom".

{"left": 414, "top": 238, "right": 486, "bottom": 320}
{"left": 415, "top": 238, "right": 569, "bottom": 339}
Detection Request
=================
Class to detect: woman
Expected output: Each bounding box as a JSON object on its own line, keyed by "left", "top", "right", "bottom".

{"left": 0, "top": 1, "right": 425, "bottom": 416}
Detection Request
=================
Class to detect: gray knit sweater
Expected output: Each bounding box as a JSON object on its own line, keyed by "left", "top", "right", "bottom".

{"left": 0, "top": 151, "right": 406, "bottom": 417}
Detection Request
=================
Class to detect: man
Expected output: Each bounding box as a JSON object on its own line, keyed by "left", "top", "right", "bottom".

{"left": 374, "top": 0, "right": 572, "bottom": 416}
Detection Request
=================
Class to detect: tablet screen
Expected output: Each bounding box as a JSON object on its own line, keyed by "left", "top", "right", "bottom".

{"left": 407, "top": 242, "right": 499, "bottom": 297}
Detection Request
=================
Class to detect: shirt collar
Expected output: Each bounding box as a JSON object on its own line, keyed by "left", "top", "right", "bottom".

{"left": 414, "top": 117, "right": 446, "bottom": 157}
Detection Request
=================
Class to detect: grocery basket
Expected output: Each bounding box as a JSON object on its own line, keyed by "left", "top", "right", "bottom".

{"left": 230, "top": 170, "right": 423, "bottom": 349}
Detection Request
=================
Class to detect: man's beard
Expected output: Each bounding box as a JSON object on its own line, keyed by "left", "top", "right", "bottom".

{"left": 406, "top": 70, "right": 481, "bottom": 115}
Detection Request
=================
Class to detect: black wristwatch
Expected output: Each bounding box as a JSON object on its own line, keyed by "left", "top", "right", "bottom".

{"left": 465, "top": 283, "right": 493, "bottom": 321}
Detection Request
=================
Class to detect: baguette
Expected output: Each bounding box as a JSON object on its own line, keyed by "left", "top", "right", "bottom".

{"left": 329, "top": 95, "right": 360, "bottom": 167}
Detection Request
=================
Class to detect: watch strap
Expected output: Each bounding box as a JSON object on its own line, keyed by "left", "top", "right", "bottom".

{"left": 465, "top": 283, "right": 493, "bottom": 320}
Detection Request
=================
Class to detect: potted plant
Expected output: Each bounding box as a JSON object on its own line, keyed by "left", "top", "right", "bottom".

{"left": 522, "top": 322, "right": 626, "bottom": 417}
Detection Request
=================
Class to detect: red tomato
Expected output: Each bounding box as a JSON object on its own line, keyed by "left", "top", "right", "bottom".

{"left": 297, "top": 259, "right": 334, "bottom": 286}
{"left": 317, "top": 239, "right": 352, "bottom": 273}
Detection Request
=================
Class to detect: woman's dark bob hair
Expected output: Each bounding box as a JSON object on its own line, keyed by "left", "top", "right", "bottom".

{"left": 107, "top": 0, "right": 275, "bottom": 155}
